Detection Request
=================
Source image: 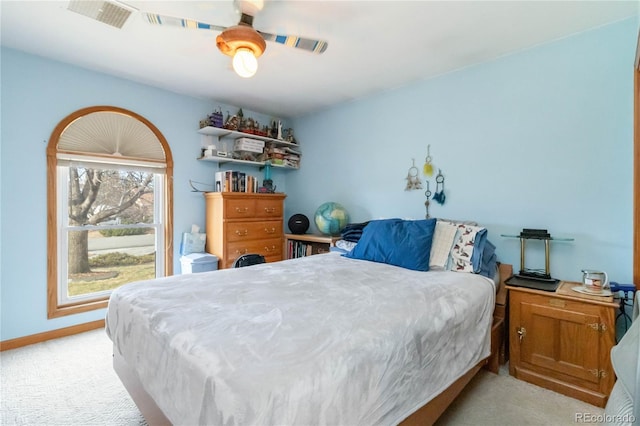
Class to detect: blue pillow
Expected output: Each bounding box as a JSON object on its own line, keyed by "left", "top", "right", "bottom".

{"left": 470, "top": 228, "right": 489, "bottom": 272}
{"left": 345, "top": 218, "right": 437, "bottom": 271}
{"left": 478, "top": 240, "right": 497, "bottom": 279}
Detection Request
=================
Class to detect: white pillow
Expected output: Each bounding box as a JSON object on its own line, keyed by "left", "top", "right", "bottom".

{"left": 335, "top": 239, "right": 357, "bottom": 252}
{"left": 429, "top": 220, "right": 459, "bottom": 270}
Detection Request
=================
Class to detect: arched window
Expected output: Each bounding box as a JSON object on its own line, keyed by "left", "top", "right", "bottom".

{"left": 47, "top": 106, "right": 173, "bottom": 318}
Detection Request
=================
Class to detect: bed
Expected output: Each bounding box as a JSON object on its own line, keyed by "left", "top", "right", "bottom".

{"left": 106, "top": 218, "right": 501, "bottom": 425}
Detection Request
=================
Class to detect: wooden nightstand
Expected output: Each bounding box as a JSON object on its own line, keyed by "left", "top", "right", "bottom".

{"left": 507, "top": 281, "right": 618, "bottom": 407}
{"left": 284, "top": 234, "right": 340, "bottom": 259}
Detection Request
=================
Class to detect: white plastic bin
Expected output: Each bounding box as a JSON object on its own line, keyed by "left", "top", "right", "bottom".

{"left": 180, "top": 253, "right": 218, "bottom": 274}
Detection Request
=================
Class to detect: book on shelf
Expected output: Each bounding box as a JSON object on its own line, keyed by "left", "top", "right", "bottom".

{"left": 214, "top": 171, "right": 260, "bottom": 193}
{"left": 287, "top": 240, "right": 330, "bottom": 259}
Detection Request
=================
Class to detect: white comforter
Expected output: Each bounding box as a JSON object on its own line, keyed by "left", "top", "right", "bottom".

{"left": 106, "top": 253, "right": 495, "bottom": 426}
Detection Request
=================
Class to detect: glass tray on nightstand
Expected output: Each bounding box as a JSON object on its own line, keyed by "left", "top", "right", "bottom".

{"left": 501, "top": 232, "right": 574, "bottom": 287}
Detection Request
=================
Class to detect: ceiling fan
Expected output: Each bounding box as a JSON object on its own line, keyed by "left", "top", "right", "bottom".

{"left": 143, "top": 0, "right": 329, "bottom": 78}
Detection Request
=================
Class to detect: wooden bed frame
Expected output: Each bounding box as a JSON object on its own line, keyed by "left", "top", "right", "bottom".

{"left": 113, "top": 264, "right": 511, "bottom": 426}
{"left": 114, "top": 351, "right": 487, "bottom": 426}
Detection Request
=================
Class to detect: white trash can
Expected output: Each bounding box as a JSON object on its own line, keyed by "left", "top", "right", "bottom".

{"left": 180, "top": 253, "right": 219, "bottom": 274}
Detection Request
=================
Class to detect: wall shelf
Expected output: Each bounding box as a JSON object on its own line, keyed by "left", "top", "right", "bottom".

{"left": 197, "top": 156, "right": 298, "bottom": 169}
{"left": 198, "top": 126, "right": 300, "bottom": 149}
{"left": 197, "top": 126, "right": 300, "bottom": 170}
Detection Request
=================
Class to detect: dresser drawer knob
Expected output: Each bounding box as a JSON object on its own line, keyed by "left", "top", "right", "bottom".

{"left": 264, "top": 207, "right": 276, "bottom": 213}
{"left": 235, "top": 249, "right": 248, "bottom": 255}
{"left": 264, "top": 245, "right": 277, "bottom": 252}
{"left": 235, "top": 207, "right": 249, "bottom": 213}
{"left": 264, "top": 227, "right": 276, "bottom": 234}
{"left": 235, "top": 229, "right": 248, "bottom": 236}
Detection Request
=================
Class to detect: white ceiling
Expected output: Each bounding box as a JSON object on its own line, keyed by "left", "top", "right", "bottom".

{"left": 1, "top": 1, "right": 638, "bottom": 118}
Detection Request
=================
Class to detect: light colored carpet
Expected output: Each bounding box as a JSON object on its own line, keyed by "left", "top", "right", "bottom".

{"left": 1, "top": 329, "right": 604, "bottom": 425}
{"left": 1, "top": 329, "right": 146, "bottom": 426}
{"left": 436, "top": 365, "right": 604, "bottom": 425}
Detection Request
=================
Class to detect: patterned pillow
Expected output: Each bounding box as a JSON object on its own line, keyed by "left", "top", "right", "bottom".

{"left": 449, "top": 224, "right": 487, "bottom": 273}
{"left": 429, "top": 220, "right": 459, "bottom": 270}
{"left": 439, "top": 218, "right": 479, "bottom": 227}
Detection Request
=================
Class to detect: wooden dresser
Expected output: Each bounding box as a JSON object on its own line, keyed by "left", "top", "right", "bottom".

{"left": 508, "top": 281, "right": 618, "bottom": 407}
{"left": 204, "top": 192, "right": 286, "bottom": 269}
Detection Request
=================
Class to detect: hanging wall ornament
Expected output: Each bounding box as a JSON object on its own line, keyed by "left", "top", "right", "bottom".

{"left": 423, "top": 145, "right": 434, "bottom": 177}
{"left": 433, "top": 169, "right": 446, "bottom": 205}
{"left": 405, "top": 159, "right": 423, "bottom": 191}
{"left": 424, "top": 180, "right": 432, "bottom": 218}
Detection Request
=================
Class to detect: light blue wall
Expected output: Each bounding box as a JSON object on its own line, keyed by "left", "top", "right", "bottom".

{"left": 288, "top": 17, "right": 638, "bottom": 285}
{"left": 1, "top": 17, "right": 637, "bottom": 341}
{"left": 0, "top": 48, "right": 289, "bottom": 340}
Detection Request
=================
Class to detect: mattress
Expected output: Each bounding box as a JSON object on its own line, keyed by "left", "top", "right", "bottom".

{"left": 106, "top": 253, "right": 495, "bottom": 425}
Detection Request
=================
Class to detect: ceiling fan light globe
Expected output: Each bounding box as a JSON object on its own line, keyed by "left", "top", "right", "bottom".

{"left": 233, "top": 48, "right": 258, "bottom": 78}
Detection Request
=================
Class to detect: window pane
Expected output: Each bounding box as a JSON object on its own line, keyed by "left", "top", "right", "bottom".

{"left": 66, "top": 228, "right": 156, "bottom": 298}
{"left": 67, "top": 166, "right": 155, "bottom": 226}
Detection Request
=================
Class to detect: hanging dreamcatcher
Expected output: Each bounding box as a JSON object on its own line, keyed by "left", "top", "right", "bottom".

{"left": 423, "top": 145, "right": 434, "bottom": 177}
{"left": 405, "top": 159, "right": 423, "bottom": 191}
{"left": 424, "top": 180, "right": 432, "bottom": 218}
{"left": 432, "top": 169, "right": 446, "bottom": 205}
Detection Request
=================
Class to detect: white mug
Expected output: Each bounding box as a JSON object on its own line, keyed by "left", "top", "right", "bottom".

{"left": 581, "top": 269, "right": 609, "bottom": 293}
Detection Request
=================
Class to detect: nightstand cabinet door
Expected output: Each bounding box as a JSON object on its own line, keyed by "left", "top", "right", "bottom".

{"left": 519, "top": 300, "right": 601, "bottom": 383}
{"left": 509, "top": 289, "right": 616, "bottom": 407}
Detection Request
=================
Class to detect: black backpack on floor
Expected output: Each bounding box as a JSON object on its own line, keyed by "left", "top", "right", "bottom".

{"left": 232, "top": 254, "right": 266, "bottom": 268}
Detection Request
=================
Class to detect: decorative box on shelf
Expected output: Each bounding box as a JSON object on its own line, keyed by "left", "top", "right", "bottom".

{"left": 234, "top": 138, "right": 265, "bottom": 153}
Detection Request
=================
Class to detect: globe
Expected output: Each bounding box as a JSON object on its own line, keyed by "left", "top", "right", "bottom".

{"left": 314, "top": 202, "right": 349, "bottom": 235}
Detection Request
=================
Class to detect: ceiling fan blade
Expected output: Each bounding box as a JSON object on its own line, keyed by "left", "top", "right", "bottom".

{"left": 143, "top": 13, "right": 227, "bottom": 32}
{"left": 258, "top": 31, "right": 328, "bottom": 54}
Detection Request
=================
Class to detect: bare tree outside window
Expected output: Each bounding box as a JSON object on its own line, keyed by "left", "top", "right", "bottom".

{"left": 67, "top": 167, "right": 154, "bottom": 274}
{"left": 66, "top": 166, "right": 157, "bottom": 297}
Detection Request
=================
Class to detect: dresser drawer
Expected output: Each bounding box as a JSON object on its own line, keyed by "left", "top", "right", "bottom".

{"left": 224, "top": 199, "right": 256, "bottom": 218}
{"left": 226, "top": 237, "right": 283, "bottom": 261}
{"left": 226, "top": 221, "right": 283, "bottom": 242}
{"left": 255, "top": 198, "right": 284, "bottom": 218}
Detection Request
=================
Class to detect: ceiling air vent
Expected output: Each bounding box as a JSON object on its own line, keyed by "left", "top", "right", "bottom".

{"left": 67, "top": 0, "right": 134, "bottom": 29}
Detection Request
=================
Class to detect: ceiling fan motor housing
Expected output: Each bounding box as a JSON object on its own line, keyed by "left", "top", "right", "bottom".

{"left": 216, "top": 25, "right": 266, "bottom": 58}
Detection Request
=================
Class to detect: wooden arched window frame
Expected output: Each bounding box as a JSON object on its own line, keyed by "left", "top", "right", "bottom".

{"left": 635, "top": 34, "right": 640, "bottom": 289}
{"left": 47, "top": 106, "right": 174, "bottom": 318}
